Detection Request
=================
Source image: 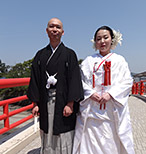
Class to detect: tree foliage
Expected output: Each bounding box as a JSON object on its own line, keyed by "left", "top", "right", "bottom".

{"left": 4, "top": 59, "right": 32, "bottom": 78}
{"left": 78, "top": 59, "right": 83, "bottom": 65}
{"left": 0, "top": 60, "right": 10, "bottom": 78}
{"left": 0, "top": 59, "right": 33, "bottom": 106}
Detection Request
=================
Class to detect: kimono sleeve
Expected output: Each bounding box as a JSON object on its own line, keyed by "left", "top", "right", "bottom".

{"left": 27, "top": 52, "right": 41, "bottom": 104}
{"left": 108, "top": 56, "right": 133, "bottom": 106}
{"left": 80, "top": 57, "right": 96, "bottom": 102}
{"left": 67, "top": 50, "right": 84, "bottom": 103}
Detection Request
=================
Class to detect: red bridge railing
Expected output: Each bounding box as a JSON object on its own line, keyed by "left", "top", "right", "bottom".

{"left": 1, "top": 78, "right": 144, "bottom": 135}
{"left": 132, "top": 80, "right": 146, "bottom": 96}
{"left": 0, "top": 78, "right": 34, "bottom": 134}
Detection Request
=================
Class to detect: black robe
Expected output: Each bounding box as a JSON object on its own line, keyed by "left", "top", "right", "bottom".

{"left": 27, "top": 43, "right": 84, "bottom": 135}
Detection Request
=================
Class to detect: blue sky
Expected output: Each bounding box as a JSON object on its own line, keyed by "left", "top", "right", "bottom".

{"left": 0, "top": 0, "right": 146, "bottom": 73}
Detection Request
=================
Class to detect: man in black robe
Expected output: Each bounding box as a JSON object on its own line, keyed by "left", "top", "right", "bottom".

{"left": 27, "top": 18, "right": 84, "bottom": 154}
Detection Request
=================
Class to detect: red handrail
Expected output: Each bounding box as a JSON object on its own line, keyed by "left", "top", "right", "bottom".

{"left": 0, "top": 78, "right": 30, "bottom": 89}
{"left": 0, "top": 78, "right": 34, "bottom": 135}
{"left": 132, "top": 80, "right": 146, "bottom": 96}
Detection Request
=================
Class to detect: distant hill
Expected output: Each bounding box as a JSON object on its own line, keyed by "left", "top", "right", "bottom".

{"left": 131, "top": 72, "right": 137, "bottom": 77}
{"left": 132, "top": 71, "right": 146, "bottom": 82}
{"left": 133, "top": 71, "right": 146, "bottom": 77}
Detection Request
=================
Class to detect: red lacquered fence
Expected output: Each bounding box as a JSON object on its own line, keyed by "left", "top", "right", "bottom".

{"left": 0, "top": 78, "right": 145, "bottom": 135}
{"left": 0, "top": 78, "right": 34, "bottom": 135}
{"left": 132, "top": 80, "right": 146, "bottom": 96}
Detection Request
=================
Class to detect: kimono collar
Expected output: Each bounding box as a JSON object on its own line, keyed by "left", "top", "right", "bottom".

{"left": 97, "top": 52, "right": 113, "bottom": 59}
{"left": 46, "top": 42, "right": 63, "bottom": 66}
{"left": 50, "top": 42, "right": 61, "bottom": 53}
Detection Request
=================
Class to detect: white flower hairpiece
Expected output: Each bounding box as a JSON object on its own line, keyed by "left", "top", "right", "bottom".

{"left": 91, "top": 29, "right": 123, "bottom": 50}
{"left": 111, "top": 29, "right": 123, "bottom": 50}
{"left": 91, "top": 39, "right": 96, "bottom": 50}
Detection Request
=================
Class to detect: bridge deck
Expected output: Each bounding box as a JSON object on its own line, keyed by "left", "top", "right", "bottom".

{"left": 10, "top": 95, "right": 146, "bottom": 154}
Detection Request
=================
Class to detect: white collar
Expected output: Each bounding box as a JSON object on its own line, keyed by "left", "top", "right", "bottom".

{"left": 50, "top": 42, "right": 61, "bottom": 53}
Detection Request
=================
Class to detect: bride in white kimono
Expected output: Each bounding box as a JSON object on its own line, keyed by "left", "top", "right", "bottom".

{"left": 73, "top": 26, "right": 135, "bottom": 154}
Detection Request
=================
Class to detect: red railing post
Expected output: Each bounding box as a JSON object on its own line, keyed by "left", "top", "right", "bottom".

{"left": 132, "top": 83, "right": 136, "bottom": 94}
{"left": 132, "top": 80, "right": 146, "bottom": 96}
{"left": 3, "top": 103, "right": 9, "bottom": 128}
{"left": 135, "top": 83, "right": 139, "bottom": 94}
{"left": 140, "top": 81, "right": 144, "bottom": 95}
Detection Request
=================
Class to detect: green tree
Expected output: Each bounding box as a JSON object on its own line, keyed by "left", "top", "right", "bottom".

{"left": 0, "top": 60, "right": 10, "bottom": 78}
{"left": 5, "top": 59, "right": 32, "bottom": 78}
{"left": 78, "top": 59, "right": 83, "bottom": 65}
{"left": 0, "top": 59, "right": 33, "bottom": 106}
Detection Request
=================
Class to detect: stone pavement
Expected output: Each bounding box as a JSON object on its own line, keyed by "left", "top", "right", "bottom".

{"left": 128, "top": 95, "right": 146, "bottom": 154}
{"left": 16, "top": 95, "right": 146, "bottom": 154}
{"left": 17, "top": 137, "right": 41, "bottom": 154}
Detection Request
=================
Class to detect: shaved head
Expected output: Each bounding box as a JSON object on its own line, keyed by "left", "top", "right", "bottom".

{"left": 46, "top": 17, "right": 64, "bottom": 48}
{"left": 47, "top": 18, "right": 63, "bottom": 29}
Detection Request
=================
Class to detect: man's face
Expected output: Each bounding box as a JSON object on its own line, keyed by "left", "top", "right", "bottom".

{"left": 46, "top": 18, "right": 64, "bottom": 42}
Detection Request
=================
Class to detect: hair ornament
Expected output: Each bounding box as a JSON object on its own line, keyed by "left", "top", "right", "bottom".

{"left": 91, "top": 39, "right": 96, "bottom": 50}
{"left": 91, "top": 29, "right": 123, "bottom": 50}
{"left": 111, "top": 29, "right": 123, "bottom": 50}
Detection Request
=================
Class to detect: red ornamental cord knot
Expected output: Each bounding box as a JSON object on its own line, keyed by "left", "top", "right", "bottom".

{"left": 103, "top": 61, "right": 111, "bottom": 86}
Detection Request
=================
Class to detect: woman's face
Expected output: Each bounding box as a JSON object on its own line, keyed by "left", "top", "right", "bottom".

{"left": 95, "top": 29, "right": 112, "bottom": 56}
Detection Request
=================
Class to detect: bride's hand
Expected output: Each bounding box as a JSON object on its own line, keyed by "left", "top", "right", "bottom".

{"left": 90, "top": 92, "right": 101, "bottom": 103}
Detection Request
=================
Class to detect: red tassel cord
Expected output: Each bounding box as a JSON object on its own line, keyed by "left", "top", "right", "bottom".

{"left": 100, "top": 104, "right": 102, "bottom": 110}
{"left": 103, "top": 61, "right": 111, "bottom": 86}
{"left": 103, "top": 103, "right": 106, "bottom": 109}
{"left": 100, "top": 103, "right": 106, "bottom": 110}
{"left": 108, "top": 67, "right": 111, "bottom": 85}
{"left": 99, "top": 103, "right": 106, "bottom": 110}
{"left": 92, "top": 73, "right": 95, "bottom": 88}
{"left": 104, "top": 65, "right": 108, "bottom": 86}
{"left": 92, "top": 62, "right": 97, "bottom": 88}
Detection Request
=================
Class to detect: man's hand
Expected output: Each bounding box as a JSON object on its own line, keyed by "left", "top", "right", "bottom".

{"left": 63, "top": 102, "right": 74, "bottom": 117}
{"left": 32, "top": 104, "right": 39, "bottom": 117}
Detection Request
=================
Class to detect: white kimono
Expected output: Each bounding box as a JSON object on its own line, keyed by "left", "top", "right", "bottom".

{"left": 73, "top": 53, "right": 135, "bottom": 154}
